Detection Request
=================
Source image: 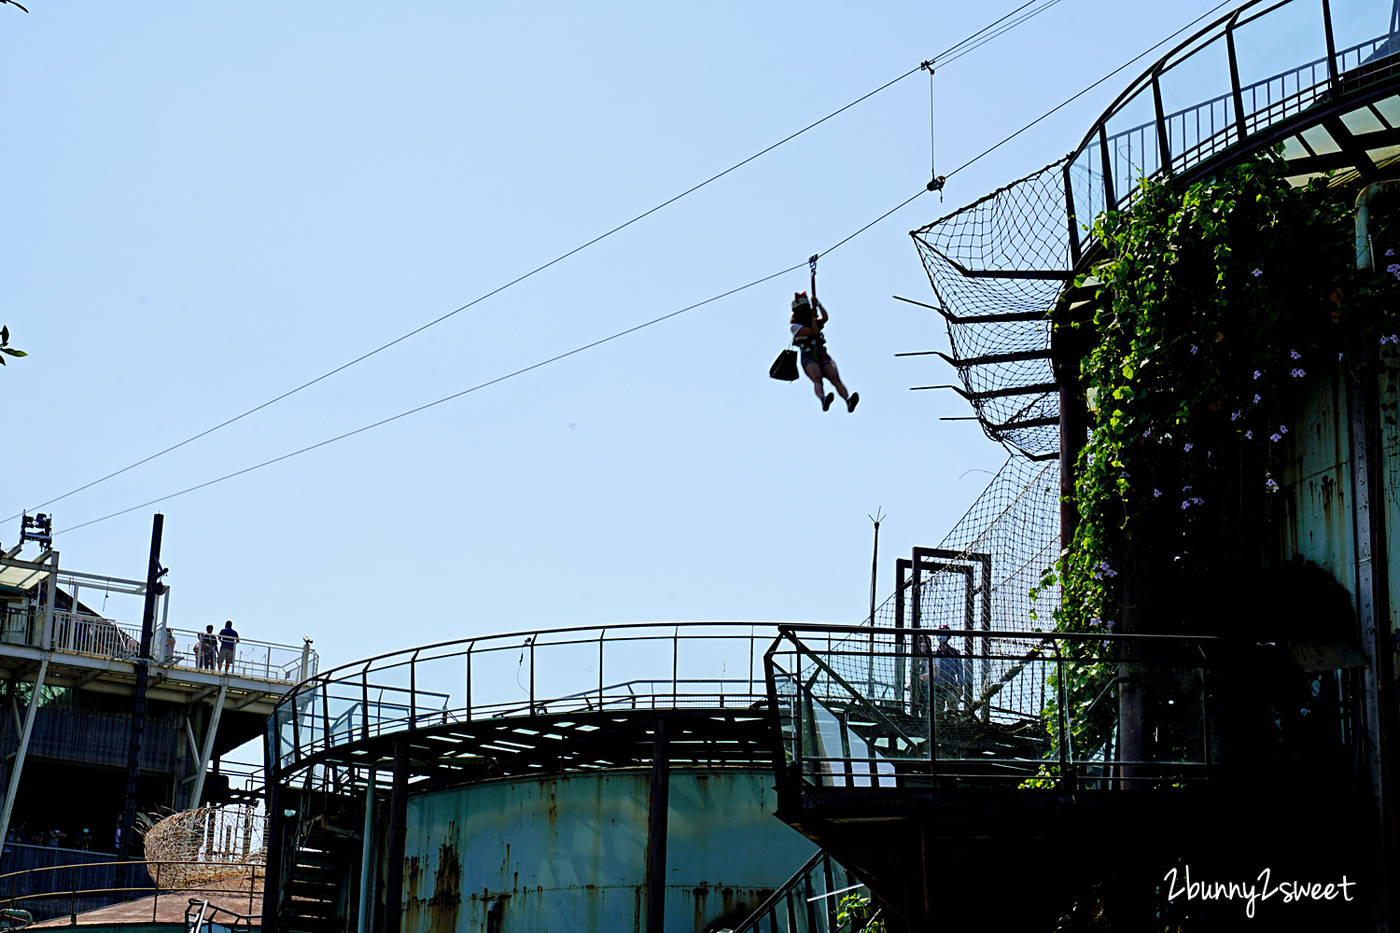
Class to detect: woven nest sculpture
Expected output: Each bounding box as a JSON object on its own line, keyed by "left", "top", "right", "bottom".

{"left": 142, "top": 805, "right": 266, "bottom": 890}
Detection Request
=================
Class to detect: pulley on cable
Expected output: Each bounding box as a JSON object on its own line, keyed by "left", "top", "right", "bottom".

{"left": 922, "top": 61, "right": 946, "bottom": 199}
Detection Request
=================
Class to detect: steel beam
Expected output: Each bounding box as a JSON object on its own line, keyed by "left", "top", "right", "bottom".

{"left": 187, "top": 682, "right": 228, "bottom": 808}
{"left": 644, "top": 716, "right": 671, "bottom": 933}
{"left": 0, "top": 655, "right": 49, "bottom": 848}
{"left": 380, "top": 738, "right": 409, "bottom": 933}
{"left": 356, "top": 769, "right": 377, "bottom": 933}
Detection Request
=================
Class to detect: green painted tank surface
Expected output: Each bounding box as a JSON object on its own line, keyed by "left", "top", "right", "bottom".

{"left": 399, "top": 767, "right": 813, "bottom": 933}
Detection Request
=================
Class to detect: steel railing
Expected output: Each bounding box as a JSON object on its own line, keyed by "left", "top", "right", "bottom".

{"left": 730, "top": 849, "right": 868, "bottom": 933}
{"left": 0, "top": 859, "right": 262, "bottom": 927}
{"left": 0, "top": 608, "right": 317, "bottom": 684}
{"left": 766, "top": 625, "right": 1221, "bottom": 792}
{"left": 268, "top": 622, "right": 775, "bottom": 778}
{"left": 1065, "top": 0, "right": 1400, "bottom": 262}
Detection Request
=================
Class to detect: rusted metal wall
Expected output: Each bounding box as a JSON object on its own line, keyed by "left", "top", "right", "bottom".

{"left": 1379, "top": 357, "right": 1400, "bottom": 643}
{"left": 1280, "top": 362, "right": 1357, "bottom": 586}
{"left": 399, "top": 768, "right": 812, "bottom": 933}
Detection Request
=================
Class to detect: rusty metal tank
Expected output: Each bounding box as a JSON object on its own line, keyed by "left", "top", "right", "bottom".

{"left": 400, "top": 767, "right": 811, "bottom": 933}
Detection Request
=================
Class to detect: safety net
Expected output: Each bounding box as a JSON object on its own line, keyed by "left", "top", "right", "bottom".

{"left": 908, "top": 159, "right": 1072, "bottom": 460}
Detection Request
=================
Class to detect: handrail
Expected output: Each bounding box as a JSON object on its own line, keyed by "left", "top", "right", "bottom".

{"left": 268, "top": 622, "right": 775, "bottom": 778}
{"left": 0, "top": 859, "right": 262, "bottom": 927}
{"left": 11, "top": 611, "right": 318, "bottom": 683}
{"left": 1065, "top": 0, "right": 1400, "bottom": 250}
{"left": 766, "top": 626, "right": 1222, "bottom": 792}
{"left": 729, "top": 848, "right": 864, "bottom": 933}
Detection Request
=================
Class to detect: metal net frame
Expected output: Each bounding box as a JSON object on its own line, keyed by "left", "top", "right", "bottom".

{"left": 141, "top": 805, "right": 267, "bottom": 890}
{"left": 821, "top": 455, "right": 1062, "bottom": 729}
{"left": 909, "top": 160, "right": 1072, "bottom": 460}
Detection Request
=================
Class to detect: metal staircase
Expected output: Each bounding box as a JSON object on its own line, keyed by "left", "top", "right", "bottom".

{"left": 276, "top": 795, "right": 362, "bottom": 933}
{"left": 728, "top": 850, "right": 866, "bottom": 933}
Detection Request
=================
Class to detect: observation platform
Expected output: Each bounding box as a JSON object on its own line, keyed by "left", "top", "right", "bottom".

{"left": 0, "top": 550, "right": 318, "bottom": 717}
{"left": 0, "top": 547, "right": 319, "bottom": 862}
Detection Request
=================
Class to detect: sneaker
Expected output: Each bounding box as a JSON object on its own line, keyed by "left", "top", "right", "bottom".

{"left": 822, "top": 392, "right": 834, "bottom": 411}
{"left": 847, "top": 392, "right": 860, "bottom": 413}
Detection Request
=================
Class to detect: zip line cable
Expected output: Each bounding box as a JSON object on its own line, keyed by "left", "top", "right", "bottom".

{"left": 929, "top": 0, "right": 1068, "bottom": 70}
{"left": 939, "top": 0, "right": 1235, "bottom": 181}
{"left": 58, "top": 191, "right": 934, "bottom": 535}
{"left": 6, "top": 0, "right": 1071, "bottom": 525}
{"left": 49, "top": 2, "right": 1236, "bottom": 536}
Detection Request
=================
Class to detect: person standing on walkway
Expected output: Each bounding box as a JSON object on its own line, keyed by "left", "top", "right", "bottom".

{"left": 218, "top": 620, "right": 240, "bottom": 674}
{"left": 198, "top": 625, "right": 218, "bottom": 670}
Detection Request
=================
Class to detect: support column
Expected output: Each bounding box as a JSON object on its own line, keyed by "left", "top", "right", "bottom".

{"left": 261, "top": 780, "right": 284, "bottom": 933}
{"left": 1349, "top": 349, "right": 1395, "bottom": 925}
{"left": 0, "top": 655, "right": 50, "bottom": 847}
{"left": 379, "top": 740, "right": 409, "bottom": 933}
{"left": 118, "top": 514, "right": 164, "bottom": 877}
{"left": 356, "top": 769, "right": 377, "bottom": 933}
{"left": 188, "top": 683, "right": 228, "bottom": 808}
{"left": 644, "top": 717, "right": 671, "bottom": 933}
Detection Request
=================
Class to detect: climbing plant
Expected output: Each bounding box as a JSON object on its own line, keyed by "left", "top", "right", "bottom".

{"left": 1030, "top": 149, "right": 1400, "bottom": 756}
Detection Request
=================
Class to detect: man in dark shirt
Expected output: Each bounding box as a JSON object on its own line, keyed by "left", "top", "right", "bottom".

{"left": 198, "top": 625, "right": 218, "bottom": 670}
{"left": 218, "top": 620, "right": 239, "bottom": 674}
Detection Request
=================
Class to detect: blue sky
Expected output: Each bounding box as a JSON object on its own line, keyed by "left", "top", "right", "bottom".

{"left": 3, "top": 1, "right": 1232, "bottom": 670}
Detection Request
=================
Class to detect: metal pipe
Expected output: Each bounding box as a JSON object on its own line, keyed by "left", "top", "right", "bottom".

{"left": 1355, "top": 180, "right": 1400, "bottom": 270}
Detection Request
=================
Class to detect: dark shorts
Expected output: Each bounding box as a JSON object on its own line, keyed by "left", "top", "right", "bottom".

{"left": 800, "top": 345, "right": 833, "bottom": 369}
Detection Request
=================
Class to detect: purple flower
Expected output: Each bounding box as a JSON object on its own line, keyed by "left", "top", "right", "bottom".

{"left": 1278, "top": 425, "right": 1288, "bottom": 435}
{"left": 1184, "top": 442, "right": 1193, "bottom": 452}
{"left": 1245, "top": 430, "right": 1253, "bottom": 439}
{"left": 1153, "top": 488, "right": 1162, "bottom": 498}
{"left": 1265, "top": 477, "right": 1279, "bottom": 493}
{"left": 1253, "top": 393, "right": 1261, "bottom": 404}
{"left": 1191, "top": 497, "right": 1205, "bottom": 506}
{"left": 1388, "top": 263, "right": 1400, "bottom": 281}
{"left": 1189, "top": 345, "right": 1198, "bottom": 355}
{"left": 1252, "top": 269, "right": 1262, "bottom": 277}
{"left": 1181, "top": 501, "right": 1190, "bottom": 509}
{"left": 1388, "top": 249, "right": 1396, "bottom": 257}
{"left": 1231, "top": 411, "right": 1241, "bottom": 421}
{"left": 1290, "top": 350, "right": 1301, "bottom": 359}
{"left": 1339, "top": 352, "right": 1345, "bottom": 361}
{"left": 1270, "top": 433, "right": 1282, "bottom": 442}
{"left": 1253, "top": 370, "right": 1262, "bottom": 380}
{"left": 1290, "top": 368, "right": 1306, "bottom": 378}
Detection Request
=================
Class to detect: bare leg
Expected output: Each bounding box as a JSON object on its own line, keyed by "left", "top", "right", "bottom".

{"left": 821, "top": 361, "right": 850, "bottom": 400}
{"left": 804, "top": 361, "right": 826, "bottom": 401}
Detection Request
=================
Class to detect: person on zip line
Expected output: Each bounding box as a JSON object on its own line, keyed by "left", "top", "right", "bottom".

{"left": 789, "top": 256, "right": 858, "bottom": 412}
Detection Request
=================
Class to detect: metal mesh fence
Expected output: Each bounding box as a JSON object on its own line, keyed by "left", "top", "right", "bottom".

{"left": 817, "top": 455, "right": 1062, "bottom": 733}
{"left": 909, "top": 160, "right": 1071, "bottom": 459}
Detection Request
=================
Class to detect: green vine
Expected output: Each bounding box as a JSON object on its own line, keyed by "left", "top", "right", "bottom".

{"left": 1032, "top": 150, "right": 1400, "bottom": 759}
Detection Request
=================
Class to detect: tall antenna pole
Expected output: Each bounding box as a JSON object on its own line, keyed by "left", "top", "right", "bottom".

{"left": 867, "top": 509, "right": 884, "bottom": 624}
